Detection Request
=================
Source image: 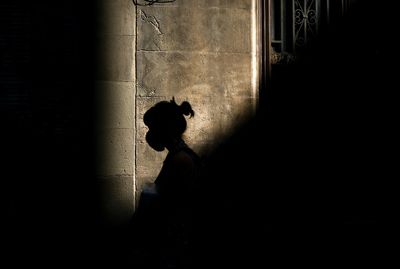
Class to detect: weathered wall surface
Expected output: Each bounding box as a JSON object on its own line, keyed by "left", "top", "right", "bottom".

{"left": 95, "top": 0, "right": 258, "bottom": 222}
{"left": 135, "top": 0, "right": 258, "bottom": 201}
{"left": 96, "top": 0, "right": 136, "bottom": 224}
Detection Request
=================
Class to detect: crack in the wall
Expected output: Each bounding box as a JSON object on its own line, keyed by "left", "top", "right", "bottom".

{"left": 133, "top": 0, "right": 176, "bottom": 6}
{"left": 140, "top": 9, "right": 163, "bottom": 35}
{"left": 152, "top": 41, "right": 162, "bottom": 51}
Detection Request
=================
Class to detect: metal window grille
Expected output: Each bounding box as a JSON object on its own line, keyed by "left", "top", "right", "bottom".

{"left": 270, "top": 0, "right": 353, "bottom": 64}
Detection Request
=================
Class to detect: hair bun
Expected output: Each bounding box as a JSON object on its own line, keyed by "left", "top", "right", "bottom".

{"left": 179, "top": 101, "right": 194, "bottom": 118}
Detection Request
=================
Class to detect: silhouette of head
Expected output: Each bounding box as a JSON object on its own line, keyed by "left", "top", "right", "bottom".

{"left": 144, "top": 98, "right": 194, "bottom": 151}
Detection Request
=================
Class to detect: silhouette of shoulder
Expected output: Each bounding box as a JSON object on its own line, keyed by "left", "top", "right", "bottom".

{"left": 157, "top": 145, "right": 201, "bottom": 194}
{"left": 169, "top": 150, "right": 196, "bottom": 174}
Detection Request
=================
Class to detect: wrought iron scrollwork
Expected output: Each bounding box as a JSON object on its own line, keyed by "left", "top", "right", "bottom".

{"left": 271, "top": 0, "right": 355, "bottom": 64}
{"left": 294, "top": 0, "right": 318, "bottom": 49}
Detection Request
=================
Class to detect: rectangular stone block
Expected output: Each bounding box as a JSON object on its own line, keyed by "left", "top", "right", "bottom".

{"left": 98, "top": 0, "right": 136, "bottom": 35}
{"left": 135, "top": 95, "right": 255, "bottom": 162}
{"left": 136, "top": 51, "right": 252, "bottom": 98}
{"left": 134, "top": 95, "right": 256, "bottom": 208}
{"left": 96, "top": 81, "right": 135, "bottom": 129}
{"left": 135, "top": 95, "right": 226, "bottom": 149}
{"left": 97, "top": 35, "right": 135, "bottom": 81}
{"left": 137, "top": 6, "right": 251, "bottom": 53}
{"left": 96, "top": 128, "right": 134, "bottom": 176}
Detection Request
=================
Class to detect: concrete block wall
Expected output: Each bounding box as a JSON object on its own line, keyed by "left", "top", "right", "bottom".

{"left": 135, "top": 0, "right": 258, "bottom": 202}
{"left": 96, "top": 0, "right": 136, "bottom": 225}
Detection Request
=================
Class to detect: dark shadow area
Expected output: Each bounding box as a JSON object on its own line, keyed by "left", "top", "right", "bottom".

{"left": 1, "top": 0, "right": 397, "bottom": 267}
{"left": 147, "top": 1, "right": 397, "bottom": 267}
{"left": 130, "top": 99, "right": 202, "bottom": 269}
{"left": 1, "top": 0, "right": 99, "bottom": 267}
{"left": 262, "top": 0, "right": 397, "bottom": 266}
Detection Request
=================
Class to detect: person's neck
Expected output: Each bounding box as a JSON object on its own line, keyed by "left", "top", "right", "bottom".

{"left": 165, "top": 137, "right": 185, "bottom": 153}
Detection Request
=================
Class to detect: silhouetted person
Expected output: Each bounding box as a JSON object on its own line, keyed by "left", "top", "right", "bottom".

{"left": 144, "top": 97, "right": 200, "bottom": 202}
{"left": 133, "top": 97, "right": 201, "bottom": 269}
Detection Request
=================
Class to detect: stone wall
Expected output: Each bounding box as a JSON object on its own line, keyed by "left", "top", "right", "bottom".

{"left": 96, "top": 0, "right": 259, "bottom": 223}
{"left": 96, "top": 0, "right": 136, "bottom": 225}
{"left": 135, "top": 0, "right": 258, "bottom": 201}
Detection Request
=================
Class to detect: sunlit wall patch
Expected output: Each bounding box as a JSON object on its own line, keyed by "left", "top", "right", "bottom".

{"left": 251, "top": 0, "right": 260, "bottom": 111}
